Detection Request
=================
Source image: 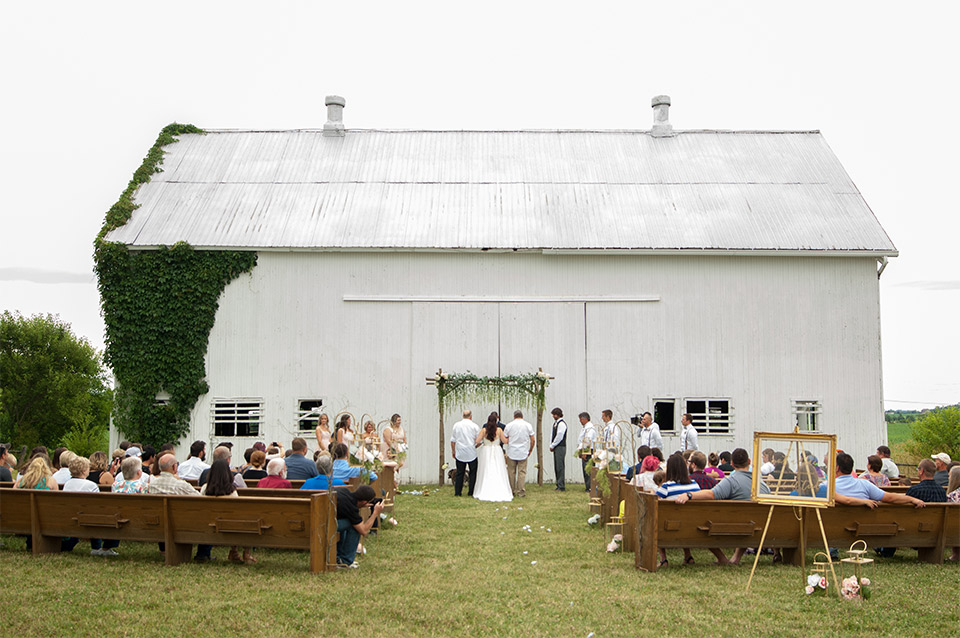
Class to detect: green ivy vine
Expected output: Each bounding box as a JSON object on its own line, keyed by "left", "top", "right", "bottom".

{"left": 94, "top": 123, "right": 257, "bottom": 446}
{"left": 432, "top": 371, "right": 550, "bottom": 414}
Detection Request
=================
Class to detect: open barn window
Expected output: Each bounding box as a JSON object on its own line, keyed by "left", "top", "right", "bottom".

{"left": 297, "top": 399, "right": 323, "bottom": 431}
{"left": 211, "top": 399, "right": 262, "bottom": 437}
{"left": 653, "top": 399, "right": 676, "bottom": 432}
{"left": 684, "top": 398, "right": 732, "bottom": 434}
{"left": 793, "top": 400, "right": 821, "bottom": 432}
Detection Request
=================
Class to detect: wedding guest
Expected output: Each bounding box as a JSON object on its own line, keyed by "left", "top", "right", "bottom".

{"left": 656, "top": 454, "right": 700, "bottom": 566}
{"left": 759, "top": 448, "right": 776, "bottom": 476}
{"left": 198, "top": 445, "right": 245, "bottom": 489}
{"left": 14, "top": 456, "right": 58, "bottom": 490}
{"left": 947, "top": 467, "right": 960, "bottom": 562}
{"left": 931, "top": 453, "right": 951, "bottom": 486}
{"left": 51, "top": 447, "right": 68, "bottom": 471}
{"left": 334, "top": 484, "right": 384, "bottom": 569}
{"left": 257, "top": 458, "right": 293, "bottom": 488}
{"left": 285, "top": 437, "right": 319, "bottom": 481}
{"left": 625, "top": 446, "right": 652, "bottom": 482}
{"left": 239, "top": 447, "right": 255, "bottom": 474}
{"left": 860, "top": 455, "right": 891, "bottom": 487}
{"left": 451, "top": 409, "right": 481, "bottom": 496}
{"left": 0, "top": 445, "right": 14, "bottom": 482}
{"left": 140, "top": 445, "right": 157, "bottom": 475}
{"left": 177, "top": 441, "right": 210, "bottom": 480}
{"left": 242, "top": 450, "right": 268, "bottom": 481}
{"left": 503, "top": 410, "right": 535, "bottom": 498}
{"left": 717, "top": 451, "right": 735, "bottom": 473}
{"left": 88, "top": 451, "right": 114, "bottom": 487}
{"left": 315, "top": 413, "right": 332, "bottom": 452}
{"left": 201, "top": 460, "right": 254, "bottom": 564}
{"left": 876, "top": 445, "right": 899, "bottom": 480}
{"left": 52, "top": 450, "right": 76, "bottom": 485}
{"left": 332, "top": 442, "right": 376, "bottom": 483}
{"left": 301, "top": 455, "right": 346, "bottom": 490}
{"left": 651, "top": 447, "right": 665, "bottom": 470}
{"left": 113, "top": 457, "right": 148, "bottom": 493}
{"left": 629, "top": 455, "right": 661, "bottom": 492}
{"left": 688, "top": 451, "right": 718, "bottom": 490}
{"left": 905, "top": 459, "right": 947, "bottom": 503}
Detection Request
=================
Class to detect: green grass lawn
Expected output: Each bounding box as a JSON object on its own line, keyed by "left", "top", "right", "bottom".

{"left": 2, "top": 483, "right": 958, "bottom": 638}
{"left": 887, "top": 421, "right": 914, "bottom": 446}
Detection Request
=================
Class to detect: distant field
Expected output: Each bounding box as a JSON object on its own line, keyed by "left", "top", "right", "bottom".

{"left": 887, "top": 421, "right": 914, "bottom": 445}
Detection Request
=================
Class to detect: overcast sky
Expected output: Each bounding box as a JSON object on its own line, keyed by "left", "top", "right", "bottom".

{"left": 2, "top": 1, "right": 957, "bottom": 409}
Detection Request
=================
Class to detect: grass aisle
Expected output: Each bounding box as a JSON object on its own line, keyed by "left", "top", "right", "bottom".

{"left": 2, "top": 484, "right": 958, "bottom": 637}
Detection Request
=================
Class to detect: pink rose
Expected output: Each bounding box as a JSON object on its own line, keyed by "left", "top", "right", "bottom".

{"left": 805, "top": 585, "right": 815, "bottom": 595}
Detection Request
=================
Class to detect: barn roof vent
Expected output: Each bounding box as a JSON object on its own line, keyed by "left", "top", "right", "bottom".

{"left": 323, "top": 95, "right": 346, "bottom": 137}
{"left": 651, "top": 95, "right": 674, "bottom": 138}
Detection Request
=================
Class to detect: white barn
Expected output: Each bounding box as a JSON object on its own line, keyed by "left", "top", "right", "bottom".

{"left": 105, "top": 96, "right": 897, "bottom": 483}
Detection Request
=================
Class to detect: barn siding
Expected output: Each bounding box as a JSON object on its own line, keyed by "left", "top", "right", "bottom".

{"left": 184, "top": 252, "right": 884, "bottom": 484}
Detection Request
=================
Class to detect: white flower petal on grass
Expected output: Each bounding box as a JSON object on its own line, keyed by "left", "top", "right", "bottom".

{"left": 530, "top": 560, "right": 537, "bottom": 565}
{"left": 547, "top": 529, "right": 552, "bottom": 532}
{"left": 523, "top": 551, "right": 528, "bottom": 555}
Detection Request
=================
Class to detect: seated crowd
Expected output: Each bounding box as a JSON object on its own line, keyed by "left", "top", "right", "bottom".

{"left": 3, "top": 435, "right": 394, "bottom": 569}
{"left": 620, "top": 443, "right": 960, "bottom": 566}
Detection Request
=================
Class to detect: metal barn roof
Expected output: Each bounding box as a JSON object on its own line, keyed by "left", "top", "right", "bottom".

{"left": 106, "top": 129, "right": 897, "bottom": 255}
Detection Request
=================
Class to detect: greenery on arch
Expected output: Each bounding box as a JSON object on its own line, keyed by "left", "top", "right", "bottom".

{"left": 94, "top": 123, "right": 257, "bottom": 446}
{"left": 431, "top": 370, "right": 551, "bottom": 415}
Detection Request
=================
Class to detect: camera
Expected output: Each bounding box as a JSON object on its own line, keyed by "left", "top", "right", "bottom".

{"left": 630, "top": 415, "right": 641, "bottom": 426}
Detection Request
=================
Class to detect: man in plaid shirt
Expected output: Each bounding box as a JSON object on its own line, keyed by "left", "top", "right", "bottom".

{"left": 905, "top": 459, "right": 947, "bottom": 503}
{"left": 687, "top": 451, "right": 718, "bottom": 490}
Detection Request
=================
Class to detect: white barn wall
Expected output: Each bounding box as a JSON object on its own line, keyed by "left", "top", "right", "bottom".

{"left": 183, "top": 252, "right": 885, "bottom": 483}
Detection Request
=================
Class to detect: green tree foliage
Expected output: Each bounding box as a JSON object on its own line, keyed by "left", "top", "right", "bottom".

{"left": 0, "top": 312, "right": 111, "bottom": 450}
{"left": 906, "top": 405, "right": 960, "bottom": 462}
{"left": 94, "top": 123, "right": 257, "bottom": 446}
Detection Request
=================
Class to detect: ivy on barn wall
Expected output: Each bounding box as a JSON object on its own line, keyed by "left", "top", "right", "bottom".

{"left": 94, "top": 123, "right": 257, "bottom": 445}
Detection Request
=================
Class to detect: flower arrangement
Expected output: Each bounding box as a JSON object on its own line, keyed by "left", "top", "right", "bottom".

{"left": 587, "top": 514, "right": 601, "bottom": 526}
{"left": 805, "top": 574, "right": 828, "bottom": 595}
{"left": 606, "top": 533, "right": 623, "bottom": 553}
{"left": 840, "top": 576, "right": 871, "bottom": 601}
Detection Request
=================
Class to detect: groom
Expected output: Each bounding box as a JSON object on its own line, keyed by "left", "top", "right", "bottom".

{"left": 450, "top": 409, "right": 480, "bottom": 496}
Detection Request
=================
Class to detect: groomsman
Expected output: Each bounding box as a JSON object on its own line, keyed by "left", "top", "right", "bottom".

{"left": 450, "top": 410, "right": 480, "bottom": 496}
{"left": 577, "top": 412, "right": 598, "bottom": 492}
{"left": 679, "top": 413, "right": 699, "bottom": 452}
{"left": 548, "top": 407, "right": 567, "bottom": 491}
{"left": 503, "top": 410, "right": 535, "bottom": 497}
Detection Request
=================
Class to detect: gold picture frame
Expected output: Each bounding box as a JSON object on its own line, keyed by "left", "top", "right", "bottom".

{"left": 751, "top": 430, "right": 837, "bottom": 508}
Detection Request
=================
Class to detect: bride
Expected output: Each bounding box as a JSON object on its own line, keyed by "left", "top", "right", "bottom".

{"left": 473, "top": 412, "right": 513, "bottom": 502}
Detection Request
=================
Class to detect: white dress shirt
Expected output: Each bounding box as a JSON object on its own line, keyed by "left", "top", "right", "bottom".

{"left": 639, "top": 422, "right": 663, "bottom": 449}
{"left": 577, "top": 421, "right": 598, "bottom": 452}
{"left": 451, "top": 418, "right": 481, "bottom": 462}
{"left": 503, "top": 418, "right": 534, "bottom": 461}
{"left": 177, "top": 456, "right": 210, "bottom": 480}
{"left": 52, "top": 467, "right": 72, "bottom": 485}
{"left": 681, "top": 424, "right": 699, "bottom": 451}
{"left": 601, "top": 422, "right": 622, "bottom": 450}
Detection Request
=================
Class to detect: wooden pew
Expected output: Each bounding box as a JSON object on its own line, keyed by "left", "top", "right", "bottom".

{"left": 620, "top": 483, "right": 960, "bottom": 572}
{"left": 0, "top": 488, "right": 337, "bottom": 573}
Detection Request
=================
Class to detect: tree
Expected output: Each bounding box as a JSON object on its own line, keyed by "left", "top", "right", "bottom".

{"left": 0, "top": 311, "right": 112, "bottom": 451}
{"left": 906, "top": 405, "right": 960, "bottom": 462}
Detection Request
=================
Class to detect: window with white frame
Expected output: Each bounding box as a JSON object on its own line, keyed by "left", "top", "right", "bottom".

{"left": 296, "top": 399, "right": 324, "bottom": 431}
{"left": 684, "top": 398, "right": 733, "bottom": 433}
{"left": 211, "top": 399, "right": 262, "bottom": 437}
{"left": 793, "top": 400, "right": 821, "bottom": 432}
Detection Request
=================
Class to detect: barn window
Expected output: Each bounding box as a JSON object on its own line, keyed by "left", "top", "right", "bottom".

{"left": 211, "top": 399, "right": 263, "bottom": 437}
{"left": 653, "top": 399, "right": 676, "bottom": 432}
{"left": 684, "top": 398, "right": 732, "bottom": 434}
{"left": 297, "top": 399, "right": 324, "bottom": 431}
{"left": 793, "top": 400, "right": 821, "bottom": 432}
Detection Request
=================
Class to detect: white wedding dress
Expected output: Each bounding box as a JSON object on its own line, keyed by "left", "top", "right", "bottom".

{"left": 474, "top": 437, "right": 513, "bottom": 502}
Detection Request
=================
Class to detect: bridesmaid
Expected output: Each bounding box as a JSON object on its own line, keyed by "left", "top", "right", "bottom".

{"left": 336, "top": 414, "right": 355, "bottom": 449}
{"left": 382, "top": 413, "right": 407, "bottom": 468}
{"left": 315, "top": 413, "right": 332, "bottom": 452}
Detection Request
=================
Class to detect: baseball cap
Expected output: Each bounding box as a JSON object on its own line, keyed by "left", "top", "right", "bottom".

{"left": 931, "top": 452, "right": 951, "bottom": 464}
{"left": 125, "top": 447, "right": 142, "bottom": 458}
